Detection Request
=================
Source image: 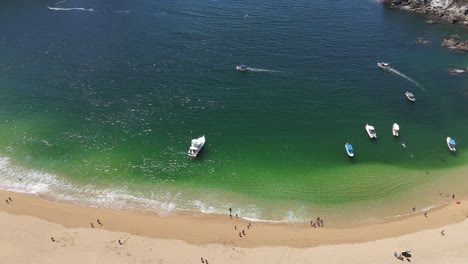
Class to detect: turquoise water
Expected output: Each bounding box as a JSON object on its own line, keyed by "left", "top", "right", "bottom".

{"left": 0, "top": 0, "right": 467, "bottom": 224}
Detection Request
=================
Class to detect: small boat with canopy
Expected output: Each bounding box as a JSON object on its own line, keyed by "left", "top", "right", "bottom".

{"left": 446, "top": 137, "right": 456, "bottom": 152}
{"left": 188, "top": 135, "right": 206, "bottom": 157}
{"left": 345, "top": 143, "right": 354, "bottom": 157}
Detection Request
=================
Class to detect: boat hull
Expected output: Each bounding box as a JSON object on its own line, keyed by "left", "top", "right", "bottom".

{"left": 365, "top": 125, "right": 377, "bottom": 139}
{"left": 392, "top": 123, "right": 399, "bottom": 137}
{"left": 188, "top": 136, "right": 206, "bottom": 157}
{"left": 236, "top": 66, "right": 251, "bottom": 72}
{"left": 446, "top": 137, "right": 456, "bottom": 152}
{"left": 345, "top": 144, "right": 354, "bottom": 157}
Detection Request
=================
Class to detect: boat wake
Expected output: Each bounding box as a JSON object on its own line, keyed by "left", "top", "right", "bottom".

{"left": 249, "top": 68, "right": 281, "bottom": 73}
{"left": 388, "top": 67, "right": 427, "bottom": 94}
{"left": 47, "top": 6, "right": 94, "bottom": 12}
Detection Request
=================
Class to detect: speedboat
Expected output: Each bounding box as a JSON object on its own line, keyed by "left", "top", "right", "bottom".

{"left": 405, "top": 92, "right": 416, "bottom": 102}
{"left": 446, "top": 137, "right": 456, "bottom": 152}
{"left": 365, "top": 124, "right": 377, "bottom": 138}
{"left": 345, "top": 143, "right": 354, "bottom": 157}
{"left": 236, "top": 64, "right": 251, "bottom": 72}
{"left": 377, "top": 62, "right": 390, "bottom": 70}
{"left": 188, "top": 135, "right": 205, "bottom": 157}
{"left": 392, "top": 123, "right": 400, "bottom": 137}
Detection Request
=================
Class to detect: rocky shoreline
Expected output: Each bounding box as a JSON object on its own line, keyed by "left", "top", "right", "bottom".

{"left": 382, "top": 0, "right": 468, "bottom": 25}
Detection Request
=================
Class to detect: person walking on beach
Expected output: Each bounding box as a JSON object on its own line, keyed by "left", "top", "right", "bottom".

{"left": 118, "top": 239, "right": 122, "bottom": 245}
{"left": 5, "top": 199, "right": 9, "bottom": 204}
{"left": 229, "top": 208, "right": 232, "bottom": 213}
{"left": 424, "top": 212, "right": 428, "bottom": 217}
{"left": 51, "top": 237, "right": 55, "bottom": 242}
{"left": 201, "top": 257, "right": 204, "bottom": 263}
{"left": 441, "top": 230, "right": 445, "bottom": 236}
{"left": 242, "top": 230, "right": 246, "bottom": 236}
{"left": 97, "top": 219, "right": 102, "bottom": 226}
{"left": 8, "top": 197, "right": 12, "bottom": 202}
{"left": 412, "top": 206, "right": 416, "bottom": 212}
{"left": 239, "top": 231, "right": 242, "bottom": 238}
{"left": 236, "top": 213, "right": 238, "bottom": 219}
{"left": 235, "top": 225, "right": 237, "bottom": 230}
{"left": 452, "top": 194, "right": 455, "bottom": 199}
{"left": 90, "top": 223, "right": 94, "bottom": 228}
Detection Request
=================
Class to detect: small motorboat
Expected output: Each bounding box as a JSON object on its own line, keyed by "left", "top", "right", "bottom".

{"left": 365, "top": 124, "right": 377, "bottom": 139}
{"left": 405, "top": 92, "right": 416, "bottom": 102}
{"left": 236, "top": 64, "right": 251, "bottom": 72}
{"left": 392, "top": 123, "right": 400, "bottom": 137}
{"left": 446, "top": 137, "right": 456, "bottom": 152}
{"left": 188, "top": 135, "right": 206, "bottom": 157}
{"left": 377, "top": 62, "right": 390, "bottom": 70}
{"left": 345, "top": 143, "right": 354, "bottom": 157}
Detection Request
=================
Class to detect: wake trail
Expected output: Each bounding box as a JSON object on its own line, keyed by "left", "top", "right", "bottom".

{"left": 47, "top": 6, "right": 94, "bottom": 11}
{"left": 388, "top": 67, "right": 427, "bottom": 94}
{"left": 249, "top": 68, "right": 282, "bottom": 73}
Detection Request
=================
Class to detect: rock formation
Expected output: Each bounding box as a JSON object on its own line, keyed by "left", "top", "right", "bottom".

{"left": 442, "top": 35, "right": 468, "bottom": 52}
{"left": 382, "top": 0, "right": 468, "bottom": 25}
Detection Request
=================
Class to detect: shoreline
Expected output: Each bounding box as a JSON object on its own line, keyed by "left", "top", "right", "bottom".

{"left": 1, "top": 190, "right": 467, "bottom": 248}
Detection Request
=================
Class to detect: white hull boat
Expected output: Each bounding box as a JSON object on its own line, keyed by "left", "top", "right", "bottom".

{"left": 188, "top": 135, "right": 205, "bottom": 157}
{"left": 392, "top": 123, "right": 399, "bottom": 137}
{"left": 345, "top": 143, "right": 354, "bottom": 157}
{"left": 405, "top": 92, "right": 416, "bottom": 102}
{"left": 446, "top": 137, "right": 456, "bottom": 152}
{"left": 365, "top": 124, "right": 377, "bottom": 138}
{"left": 377, "top": 62, "right": 390, "bottom": 70}
{"left": 236, "top": 65, "right": 251, "bottom": 72}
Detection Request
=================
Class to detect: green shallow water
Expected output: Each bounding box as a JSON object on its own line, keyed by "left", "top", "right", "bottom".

{"left": 0, "top": 0, "right": 467, "bottom": 223}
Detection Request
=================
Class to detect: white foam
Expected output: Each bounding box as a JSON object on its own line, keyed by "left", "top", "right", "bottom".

{"left": 47, "top": 6, "right": 94, "bottom": 12}
{"left": 387, "top": 67, "right": 427, "bottom": 94}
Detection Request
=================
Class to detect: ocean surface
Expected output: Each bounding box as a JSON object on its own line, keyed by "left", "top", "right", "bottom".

{"left": 0, "top": 0, "right": 467, "bottom": 225}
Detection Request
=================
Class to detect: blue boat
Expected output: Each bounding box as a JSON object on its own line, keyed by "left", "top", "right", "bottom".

{"left": 446, "top": 137, "right": 456, "bottom": 152}
{"left": 345, "top": 143, "right": 354, "bottom": 157}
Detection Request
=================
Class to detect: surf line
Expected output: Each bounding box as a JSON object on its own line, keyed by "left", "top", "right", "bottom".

{"left": 387, "top": 67, "right": 427, "bottom": 94}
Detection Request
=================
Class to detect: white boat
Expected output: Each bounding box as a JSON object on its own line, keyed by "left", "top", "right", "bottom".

{"left": 405, "top": 92, "right": 416, "bottom": 102}
{"left": 392, "top": 123, "right": 400, "bottom": 137}
{"left": 446, "top": 137, "right": 456, "bottom": 152}
{"left": 377, "top": 62, "right": 390, "bottom": 70}
{"left": 188, "top": 135, "right": 205, "bottom": 157}
{"left": 365, "top": 124, "right": 377, "bottom": 138}
{"left": 236, "top": 64, "right": 251, "bottom": 72}
{"left": 345, "top": 143, "right": 354, "bottom": 157}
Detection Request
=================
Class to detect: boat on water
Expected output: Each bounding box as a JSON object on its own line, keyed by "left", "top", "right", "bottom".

{"left": 377, "top": 62, "right": 390, "bottom": 70}
{"left": 392, "top": 123, "right": 400, "bottom": 137}
{"left": 365, "top": 124, "right": 377, "bottom": 138}
{"left": 446, "top": 137, "right": 456, "bottom": 152}
{"left": 188, "top": 135, "right": 205, "bottom": 157}
{"left": 236, "top": 64, "right": 251, "bottom": 72}
{"left": 345, "top": 143, "right": 354, "bottom": 157}
{"left": 405, "top": 92, "right": 416, "bottom": 102}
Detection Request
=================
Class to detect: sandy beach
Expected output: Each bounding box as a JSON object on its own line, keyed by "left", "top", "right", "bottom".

{"left": 1, "top": 190, "right": 467, "bottom": 263}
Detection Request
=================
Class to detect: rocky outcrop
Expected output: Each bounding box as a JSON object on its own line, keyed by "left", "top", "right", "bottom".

{"left": 442, "top": 35, "right": 468, "bottom": 52}
{"left": 382, "top": 0, "right": 468, "bottom": 25}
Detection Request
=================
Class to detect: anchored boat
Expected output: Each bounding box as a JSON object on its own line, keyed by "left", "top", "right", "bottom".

{"left": 188, "top": 135, "right": 206, "bottom": 157}
{"left": 365, "top": 124, "right": 377, "bottom": 139}
{"left": 446, "top": 137, "right": 456, "bottom": 152}
{"left": 345, "top": 143, "right": 354, "bottom": 157}
{"left": 392, "top": 123, "right": 399, "bottom": 137}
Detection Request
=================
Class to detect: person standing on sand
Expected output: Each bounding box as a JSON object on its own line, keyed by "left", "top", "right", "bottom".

{"left": 201, "top": 257, "right": 204, "bottom": 263}
{"left": 235, "top": 225, "right": 237, "bottom": 230}
{"left": 441, "top": 230, "right": 445, "bottom": 235}
{"left": 5, "top": 199, "right": 9, "bottom": 204}
{"left": 8, "top": 197, "right": 12, "bottom": 202}
{"left": 51, "top": 237, "right": 55, "bottom": 242}
{"left": 229, "top": 208, "right": 232, "bottom": 213}
{"left": 236, "top": 213, "right": 238, "bottom": 219}
{"left": 90, "top": 223, "right": 94, "bottom": 228}
{"left": 453, "top": 194, "right": 455, "bottom": 199}
{"left": 413, "top": 206, "right": 416, "bottom": 212}
{"left": 242, "top": 230, "right": 246, "bottom": 236}
{"left": 424, "top": 212, "right": 428, "bottom": 217}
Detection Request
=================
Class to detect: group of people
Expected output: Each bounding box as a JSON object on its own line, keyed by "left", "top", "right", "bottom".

{"left": 311, "top": 217, "right": 324, "bottom": 227}
{"left": 229, "top": 208, "right": 253, "bottom": 238}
